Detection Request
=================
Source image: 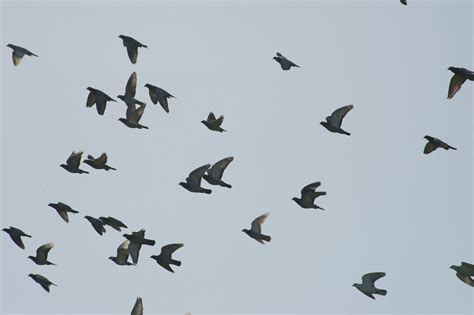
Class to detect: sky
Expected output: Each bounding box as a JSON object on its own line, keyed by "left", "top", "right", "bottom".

{"left": 1, "top": 0, "right": 473, "bottom": 314}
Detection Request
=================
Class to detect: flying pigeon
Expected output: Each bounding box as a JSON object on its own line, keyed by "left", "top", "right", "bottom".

{"left": 144, "top": 83, "right": 175, "bottom": 113}
{"left": 201, "top": 112, "right": 226, "bottom": 132}
{"left": 109, "top": 240, "right": 133, "bottom": 266}
{"left": 242, "top": 213, "right": 271, "bottom": 244}
{"left": 447, "top": 67, "right": 473, "bottom": 99}
{"left": 123, "top": 229, "right": 156, "bottom": 265}
{"left": 86, "top": 87, "right": 116, "bottom": 115}
{"left": 99, "top": 216, "right": 127, "bottom": 231}
{"left": 6, "top": 44, "right": 38, "bottom": 66}
{"left": 83, "top": 153, "right": 116, "bottom": 171}
{"left": 28, "top": 274, "right": 57, "bottom": 292}
{"left": 320, "top": 105, "right": 354, "bottom": 136}
{"left": 151, "top": 243, "right": 184, "bottom": 273}
{"left": 48, "top": 202, "right": 79, "bottom": 223}
{"left": 203, "top": 157, "right": 233, "bottom": 188}
{"left": 118, "top": 72, "right": 145, "bottom": 108}
{"left": 273, "top": 52, "right": 300, "bottom": 70}
{"left": 353, "top": 272, "right": 387, "bottom": 299}
{"left": 28, "top": 243, "right": 56, "bottom": 265}
{"left": 118, "top": 35, "right": 147, "bottom": 64}
{"left": 292, "top": 182, "right": 326, "bottom": 210}
{"left": 400, "top": 0, "right": 407, "bottom": 5}
{"left": 179, "top": 164, "right": 212, "bottom": 194}
{"left": 450, "top": 262, "right": 474, "bottom": 287}
{"left": 131, "top": 297, "right": 143, "bottom": 315}
{"left": 119, "top": 103, "right": 148, "bottom": 129}
{"left": 423, "top": 135, "right": 457, "bottom": 154}
{"left": 84, "top": 216, "right": 106, "bottom": 235}
{"left": 2, "top": 226, "right": 31, "bottom": 249}
{"left": 60, "top": 151, "right": 89, "bottom": 174}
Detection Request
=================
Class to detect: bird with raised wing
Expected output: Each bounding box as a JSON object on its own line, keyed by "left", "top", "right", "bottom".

{"left": 203, "top": 157, "right": 233, "bottom": 188}
{"left": 423, "top": 135, "right": 457, "bottom": 154}
{"left": 179, "top": 164, "right": 212, "bottom": 194}
{"left": 151, "top": 243, "right": 184, "bottom": 273}
{"left": 109, "top": 240, "right": 133, "bottom": 266}
{"left": 2, "top": 226, "right": 31, "bottom": 249}
{"left": 100, "top": 216, "right": 127, "bottom": 231}
{"left": 84, "top": 216, "right": 106, "bottom": 235}
{"left": 447, "top": 67, "right": 473, "bottom": 99}
{"left": 28, "top": 274, "right": 57, "bottom": 292}
{"left": 201, "top": 112, "right": 226, "bottom": 132}
{"left": 144, "top": 83, "right": 175, "bottom": 113}
{"left": 6, "top": 44, "right": 38, "bottom": 66}
{"left": 28, "top": 243, "right": 56, "bottom": 265}
{"left": 86, "top": 87, "right": 116, "bottom": 115}
{"left": 119, "top": 103, "right": 148, "bottom": 129}
{"left": 320, "top": 105, "right": 354, "bottom": 136}
{"left": 353, "top": 272, "right": 387, "bottom": 299}
{"left": 123, "top": 229, "right": 156, "bottom": 265}
{"left": 273, "top": 52, "right": 299, "bottom": 70}
{"left": 60, "top": 151, "right": 89, "bottom": 174}
{"left": 83, "top": 153, "right": 116, "bottom": 171}
{"left": 242, "top": 213, "right": 271, "bottom": 244}
{"left": 450, "top": 262, "right": 474, "bottom": 287}
{"left": 48, "top": 202, "right": 79, "bottom": 223}
{"left": 119, "top": 35, "right": 147, "bottom": 64}
{"left": 118, "top": 72, "right": 145, "bottom": 108}
{"left": 292, "top": 181, "right": 326, "bottom": 210}
{"left": 131, "top": 297, "right": 143, "bottom": 315}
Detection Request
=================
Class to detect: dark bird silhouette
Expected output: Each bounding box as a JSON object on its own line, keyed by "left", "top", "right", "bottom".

{"left": 60, "top": 151, "right": 89, "bottom": 174}
{"left": 123, "top": 229, "right": 156, "bottom": 265}
{"left": 28, "top": 274, "right": 57, "bottom": 292}
{"left": 86, "top": 87, "right": 116, "bottom": 115}
{"left": 423, "top": 135, "right": 457, "bottom": 154}
{"left": 353, "top": 272, "right": 387, "bottom": 299}
{"left": 83, "top": 153, "right": 116, "bottom": 171}
{"left": 84, "top": 216, "right": 106, "bottom": 235}
{"left": 131, "top": 297, "right": 143, "bottom": 315}
{"left": 48, "top": 202, "right": 79, "bottom": 223}
{"left": 108, "top": 240, "right": 133, "bottom": 266}
{"left": 118, "top": 72, "right": 145, "bottom": 108}
{"left": 151, "top": 243, "right": 184, "bottom": 273}
{"left": 292, "top": 182, "right": 326, "bottom": 210}
{"left": 447, "top": 67, "right": 474, "bottom": 99}
{"left": 179, "top": 164, "right": 212, "bottom": 194}
{"left": 2, "top": 226, "right": 31, "bottom": 249}
{"left": 144, "top": 83, "right": 175, "bottom": 113}
{"left": 99, "top": 216, "right": 127, "bottom": 231}
{"left": 28, "top": 243, "right": 56, "bottom": 265}
{"left": 450, "top": 262, "right": 474, "bottom": 287}
{"left": 320, "top": 105, "right": 353, "bottom": 136}
{"left": 201, "top": 112, "right": 226, "bottom": 132}
{"left": 119, "top": 103, "right": 148, "bottom": 129}
{"left": 203, "top": 157, "right": 233, "bottom": 188}
{"left": 273, "top": 52, "right": 299, "bottom": 70}
{"left": 118, "top": 35, "right": 147, "bottom": 64}
{"left": 400, "top": 0, "right": 407, "bottom": 5}
{"left": 6, "top": 44, "right": 38, "bottom": 66}
{"left": 242, "top": 213, "right": 271, "bottom": 244}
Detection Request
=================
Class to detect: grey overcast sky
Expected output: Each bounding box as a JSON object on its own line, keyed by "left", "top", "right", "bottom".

{"left": 1, "top": 0, "right": 473, "bottom": 314}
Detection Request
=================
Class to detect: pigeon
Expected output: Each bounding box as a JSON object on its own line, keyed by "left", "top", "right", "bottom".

{"left": 84, "top": 216, "right": 106, "bottom": 235}
{"left": 83, "top": 153, "right": 116, "bottom": 171}
{"left": 60, "top": 151, "right": 89, "bottom": 174}
{"left": 179, "top": 164, "right": 212, "bottom": 194}
{"left": 144, "top": 83, "right": 175, "bottom": 113}
{"left": 123, "top": 229, "right": 156, "bottom": 265}
{"left": 447, "top": 67, "right": 474, "bottom": 99}
{"left": 292, "top": 182, "right": 326, "bottom": 210}
{"left": 320, "top": 105, "right": 354, "bottom": 136}
{"left": 201, "top": 112, "right": 226, "bottom": 132}
{"left": 28, "top": 274, "right": 57, "bottom": 292}
{"left": 273, "top": 52, "right": 300, "bottom": 70}
{"left": 6, "top": 44, "right": 38, "bottom": 66}
{"left": 450, "top": 262, "right": 474, "bottom": 287}
{"left": 48, "top": 202, "right": 79, "bottom": 223}
{"left": 131, "top": 297, "right": 143, "bottom": 315}
{"left": 423, "top": 135, "right": 457, "bottom": 154}
{"left": 400, "top": 0, "right": 407, "bottom": 5}
{"left": 99, "top": 216, "right": 127, "bottom": 231}
{"left": 118, "top": 35, "right": 147, "bottom": 64}
{"left": 119, "top": 103, "right": 148, "bottom": 129}
{"left": 2, "top": 226, "right": 31, "bottom": 249}
{"left": 118, "top": 72, "right": 145, "bottom": 108}
{"left": 150, "top": 243, "right": 184, "bottom": 273}
{"left": 242, "top": 213, "right": 271, "bottom": 244}
{"left": 203, "top": 157, "right": 233, "bottom": 188}
{"left": 109, "top": 240, "right": 133, "bottom": 266}
{"left": 353, "top": 272, "right": 387, "bottom": 299}
{"left": 28, "top": 243, "right": 56, "bottom": 265}
{"left": 86, "top": 87, "right": 116, "bottom": 115}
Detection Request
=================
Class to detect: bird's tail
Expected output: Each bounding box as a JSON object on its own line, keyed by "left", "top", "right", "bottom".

{"left": 105, "top": 166, "right": 117, "bottom": 171}
{"left": 80, "top": 170, "right": 90, "bottom": 174}
{"left": 143, "top": 239, "right": 156, "bottom": 246}
{"left": 171, "top": 259, "right": 182, "bottom": 266}
{"left": 203, "top": 188, "right": 212, "bottom": 194}
{"left": 376, "top": 289, "right": 387, "bottom": 296}
{"left": 313, "top": 205, "right": 325, "bottom": 211}
{"left": 261, "top": 234, "right": 271, "bottom": 242}
{"left": 343, "top": 130, "right": 351, "bottom": 136}
{"left": 449, "top": 145, "right": 457, "bottom": 150}
{"left": 69, "top": 209, "right": 79, "bottom": 214}
{"left": 139, "top": 125, "right": 149, "bottom": 130}
{"left": 222, "top": 182, "right": 232, "bottom": 188}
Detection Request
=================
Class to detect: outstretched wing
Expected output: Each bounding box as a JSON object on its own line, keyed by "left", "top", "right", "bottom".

{"left": 362, "top": 272, "right": 385, "bottom": 287}
{"left": 448, "top": 74, "right": 467, "bottom": 99}
{"left": 127, "top": 46, "right": 138, "bottom": 64}
{"left": 187, "top": 164, "right": 211, "bottom": 186}
{"left": 207, "top": 112, "right": 217, "bottom": 122}
{"left": 161, "top": 243, "right": 184, "bottom": 259}
{"left": 66, "top": 151, "right": 83, "bottom": 169}
{"left": 330, "top": 105, "right": 353, "bottom": 128}
{"left": 37, "top": 243, "right": 54, "bottom": 261}
{"left": 208, "top": 157, "right": 233, "bottom": 179}
{"left": 125, "top": 72, "right": 137, "bottom": 98}
{"left": 251, "top": 212, "right": 269, "bottom": 234}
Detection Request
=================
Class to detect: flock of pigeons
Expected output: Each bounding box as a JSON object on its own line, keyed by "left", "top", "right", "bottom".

{"left": 3, "top": 2, "right": 474, "bottom": 313}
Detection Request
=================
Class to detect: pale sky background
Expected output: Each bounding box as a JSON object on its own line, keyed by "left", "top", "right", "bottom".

{"left": 1, "top": 0, "right": 473, "bottom": 314}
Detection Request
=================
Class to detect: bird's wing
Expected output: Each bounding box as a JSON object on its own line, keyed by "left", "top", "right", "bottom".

{"left": 188, "top": 164, "right": 211, "bottom": 186}
{"left": 127, "top": 45, "right": 138, "bottom": 64}
{"left": 207, "top": 112, "right": 217, "bottom": 122}
{"left": 95, "top": 94, "right": 107, "bottom": 115}
{"left": 37, "top": 243, "right": 54, "bottom": 261}
{"left": 131, "top": 297, "right": 144, "bottom": 315}
{"left": 126, "top": 72, "right": 138, "bottom": 98}
{"left": 301, "top": 182, "right": 325, "bottom": 203}
{"left": 67, "top": 151, "right": 83, "bottom": 168}
{"left": 161, "top": 243, "right": 184, "bottom": 259}
{"left": 11, "top": 233, "right": 26, "bottom": 249}
{"left": 215, "top": 115, "right": 224, "bottom": 126}
{"left": 362, "top": 272, "right": 385, "bottom": 287}
{"left": 276, "top": 52, "right": 284, "bottom": 58}
{"left": 57, "top": 209, "right": 70, "bottom": 223}
{"left": 251, "top": 212, "right": 269, "bottom": 234}
{"left": 107, "top": 216, "right": 127, "bottom": 229}
{"left": 158, "top": 96, "right": 169, "bottom": 113}
{"left": 128, "top": 104, "right": 146, "bottom": 124}
{"left": 208, "top": 157, "right": 233, "bottom": 179}
{"left": 86, "top": 91, "right": 96, "bottom": 108}
{"left": 330, "top": 105, "right": 353, "bottom": 127}
{"left": 96, "top": 153, "right": 108, "bottom": 165}
{"left": 423, "top": 142, "right": 437, "bottom": 154}
{"left": 129, "top": 242, "right": 141, "bottom": 265}
{"left": 147, "top": 86, "right": 158, "bottom": 104}
{"left": 448, "top": 74, "right": 467, "bottom": 99}
{"left": 117, "top": 240, "right": 130, "bottom": 261}
{"left": 12, "top": 50, "right": 25, "bottom": 66}
{"left": 461, "top": 262, "right": 474, "bottom": 276}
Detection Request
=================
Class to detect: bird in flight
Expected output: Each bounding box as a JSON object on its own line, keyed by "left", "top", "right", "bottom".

{"left": 28, "top": 243, "right": 56, "bottom": 265}
{"left": 242, "top": 213, "right": 271, "bottom": 244}
{"left": 292, "top": 181, "right": 326, "bottom": 210}
{"left": 109, "top": 240, "right": 133, "bottom": 266}
{"left": 83, "top": 153, "right": 116, "bottom": 171}
{"left": 144, "top": 83, "right": 175, "bottom": 113}
{"left": 48, "top": 202, "right": 79, "bottom": 223}
{"left": 320, "top": 105, "right": 354, "bottom": 136}
{"left": 201, "top": 112, "right": 226, "bottom": 132}
{"left": 179, "top": 164, "right": 212, "bottom": 194}
{"left": 2, "top": 226, "right": 31, "bottom": 249}
{"left": 60, "top": 151, "right": 89, "bottom": 174}
{"left": 6, "top": 44, "right": 38, "bottom": 66}
{"left": 84, "top": 216, "right": 106, "bottom": 235}
{"left": 203, "top": 157, "right": 233, "bottom": 188}
{"left": 423, "top": 135, "right": 457, "bottom": 154}
{"left": 353, "top": 272, "right": 387, "bottom": 299}
{"left": 151, "top": 243, "right": 184, "bottom": 273}
{"left": 123, "top": 229, "right": 156, "bottom": 265}
{"left": 273, "top": 52, "right": 300, "bottom": 70}
{"left": 447, "top": 67, "right": 473, "bottom": 99}
{"left": 28, "top": 274, "right": 57, "bottom": 292}
{"left": 85, "top": 87, "right": 116, "bottom": 115}
{"left": 450, "top": 262, "right": 474, "bottom": 287}
{"left": 119, "top": 35, "right": 147, "bottom": 64}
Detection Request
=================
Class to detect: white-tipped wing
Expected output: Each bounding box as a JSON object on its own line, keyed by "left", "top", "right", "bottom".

{"left": 251, "top": 212, "right": 269, "bottom": 234}
{"left": 36, "top": 243, "right": 54, "bottom": 262}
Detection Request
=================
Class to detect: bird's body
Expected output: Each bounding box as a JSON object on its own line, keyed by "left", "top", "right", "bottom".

{"left": 2, "top": 226, "right": 31, "bottom": 249}
{"left": 48, "top": 202, "right": 79, "bottom": 223}
{"left": 119, "top": 103, "right": 148, "bottom": 129}
{"left": 119, "top": 35, "right": 147, "bottom": 64}
{"left": 151, "top": 243, "right": 184, "bottom": 273}
{"left": 144, "top": 83, "right": 175, "bottom": 113}
{"left": 123, "top": 229, "right": 156, "bottom": 265}
{"left": 353, "top": 272, "right": 387, "bottom": 299}
{"left": 28, "top": 243, "right": 56, "bottom": 265}
{"left": 447, "top": 67, "right": 474, "bottom": 99}
{"left": 203, "top": 157, "right": 233, "bottom": 188}
{"left": 273, "top": 52, "right": 300, "bottom": 70}
{"left": 6, "top": 44, "right": 38, "bottom": 66}
{"left": 423, "top": 135, "right": 457, "bottom": 154}
{"left": 320, "top": 105, "right": 353, "bottom": 136}
{"left": 292, "top": 181, "right": 326, "bottom": 210}
{"left": 450, "top": 262, "right": 474, "bottom": 287}
{"left": 84, "top": 216, "right": 106, "bottom": 235}
{"left": 86, "top": 87, "right": 116, "bottom": 115}
{"left": 83, "top": 153, "right": 116, "bottom": 171}
{"left": 28, "top": 274, "right": 57, "bottom": 292}
{"left": 109, "top": 240, "right": 133, "bottom": 266}
{"left": 201, "top": 112, "right": 226, "bottom": 132}
{"left": 180, "top": 164, "right": 212, "bottom": 194}
{"left": 242, "top": 213, "right": 271, "bottom": 244}
{"left": 60, "top": 151, "right": 89, "bottom": 174}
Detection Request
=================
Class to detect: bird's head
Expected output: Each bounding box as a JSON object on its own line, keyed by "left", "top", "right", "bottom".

{"left": 6, "top": 44, "right": 13, "bottom": 49}
{"left": 352, "top": 283, "right": 357, "bottom": 287}
{"left": 450, "top": 265, "right": 460, "bottom": 272}
{"left": 28, "top": 274, "right": 34, "bottom": 278}
{"left": 179, "top": 182, "right": 186, "bottom": 188}
{"left": 291, "top": 197, "right": 298, "bottom": 202}
{"left": 150, "top": 255, "right": 158, "bottom": 260}
{"left": 144, "top": 83, "right": 151, "bottom": 89}
{"left": 118, "top": 35, "right": 125, "bottom": 39}
{"left": 86, "top": 87, "right": 93, "bottom": 92}
{"left": 108, "top": 256, "right": 115, "bottom": 261}
{"left": 320, "top": 121, "right": 328, "bottom": 127}
{"left": 200, "top": 120, "right": 207, "bottom": 125}
{"left": 27, "top": 256, "right": 35, "bottom": 261}
{"left": 59, "top": 164, "right": 67, "bottom": 170}
{"left": 2, "top": 228, "right": 8, "bottom": 232}
{"left": 241, "top": 229, "right": 248, "bottom": 233}
{"left": 447, "top": 66, "right": 455, "bottom": 72}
